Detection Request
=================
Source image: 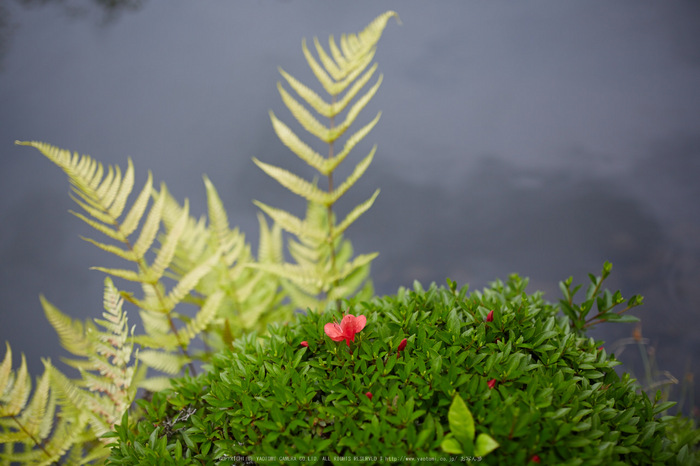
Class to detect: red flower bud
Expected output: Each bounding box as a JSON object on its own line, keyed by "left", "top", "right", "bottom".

{"left": 300, "top": 341, "right": 309, "bottom": 347}
{"left": 397, "top": 338, "right": 407, "bottom": 352}
{"left": 531, "top": 455, "right": 541, "bottom": 463}
{"left": 486, "top": 310, "right": 494, "bottom": 322}
{"left": 487, "top": 378, "right": 497, "bottom": 389}
{"left": 365, "top": 391, "right": 373, "bottom": 400}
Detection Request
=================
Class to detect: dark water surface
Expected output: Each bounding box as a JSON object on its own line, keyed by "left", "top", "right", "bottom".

{"left": 1, "top": 1, "right": 699, "bottom": 414}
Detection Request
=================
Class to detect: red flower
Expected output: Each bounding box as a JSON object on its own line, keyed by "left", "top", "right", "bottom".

{"left": 486, "top": 310, "right": 494, "bottom": 322}
{"left": 300, "top": 341, "right": 309, "bottom": 347}
{"left": 324, "top": 314, "right": 367, "bottom": 346}
{"left": 365, "top": 391, "right": 373, "bottom": 400}
{"left": 531, "top": 455, "right": 541, "bottom": 463}
{"left": 487, "top": 378, "right": 497, "bottom": 389}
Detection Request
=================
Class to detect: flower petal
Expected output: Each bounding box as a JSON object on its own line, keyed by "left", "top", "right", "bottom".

{"left": 340, "top": 314, "right": 366, "bottom": 337}
{"left": 324, "top": 322, "right": 345, "bottom": 341}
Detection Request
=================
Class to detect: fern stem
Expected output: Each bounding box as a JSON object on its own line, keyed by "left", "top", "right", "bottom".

{"left": 167, "top": 314, "right": 197, "bottom": 375}
{"left": 10, "top": 415, "right": 55, "bottom": 462}
{"left": 120, "top": 232, "right": 197, "bottom": 375}
{"left": 327, "top": 100, "right": 341, "bottom": 313}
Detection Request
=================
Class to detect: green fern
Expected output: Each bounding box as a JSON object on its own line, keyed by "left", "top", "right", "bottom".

{"left": 42, "top": 278, "right": 140, "bottom": 438}
{"left": 1, "top": 278, "right": 137, "bottom": 464}
{"left": 257, "top": 201, "right": 375, "bottom": 312}
{"left": 7, "top": 11, "right": 400, "bottom": 463}
{"left": 158, "top": 178, "right": 291, "bottom": 351}
{"left": 253, "top": 10, "right": 398, "bottom": 312}
{"left": 14, "top": 141, "right": 226, "bottom": 389}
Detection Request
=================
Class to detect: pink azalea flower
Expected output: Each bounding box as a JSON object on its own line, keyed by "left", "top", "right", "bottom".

{"left": 487, "top": 378, "right": 497, "bottom": 389}
{"left": 365, "top": 391, "right": 373, "bottom": 400}
{"left": 324, "top": 314, "right": 367, "bottom": 346}
{"left": 486, "top": 310, "right": 494, "bottom": 322}
{"left": 300, "top": 341, "right": 309, "bottom": 347}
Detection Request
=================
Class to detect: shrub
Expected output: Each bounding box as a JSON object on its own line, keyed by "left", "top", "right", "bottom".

{"left": 107, "top": 270, "right": 699, "bottom": 465}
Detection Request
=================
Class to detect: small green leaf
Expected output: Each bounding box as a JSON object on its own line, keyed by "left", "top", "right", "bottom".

{"left": 474, "top": 433, "right": 499, "bottom": 457}
{"left": 440, "top": 435, "right": 463, "bottom": 454}
{"left": 448, "top": 393, "right": 475, "bottom": 446}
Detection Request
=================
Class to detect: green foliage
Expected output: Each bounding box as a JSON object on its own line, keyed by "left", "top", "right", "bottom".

{"left": 107, "top": 274, "right": 699, "bottom": 465}
{"left": 559, "top": 261, "right": 644, "bottom": 333}
{"left": 1, "top": 278, "right": 137, "bottom": 464}
{"left": 5, "top": 9, "right": 699, "bottom": 465}
{"left": 252, "top": 11, "right": 399, "bottom": 312}
{"left": 13, "top": 140, "right": 230, "bottom": 389}
{"left": 4, "top": 12, "right": 396, "bottom": 463}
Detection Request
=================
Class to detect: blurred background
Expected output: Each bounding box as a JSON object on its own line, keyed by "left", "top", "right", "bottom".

{"left": 1, "top": 1, "right": 699, "bottom": 415}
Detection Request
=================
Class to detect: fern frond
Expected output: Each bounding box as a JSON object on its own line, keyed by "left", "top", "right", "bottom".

{"left": 0, "top": 350, "right": 86, "bottom": 465}
{"left": 150, "top": 197, "right": 189, "bottom": 281}
{"left": 302, "top": 39, "right": 375, "bottom": 96}
{"left": 9, "top": 362, "right": 52, "bottom": 441}
{"left": 203, "top": 175, "right": 232, "bottom": 245}
{"left": 0, "top": 344, "right": 30, "bottom": 417}
{"left": 181, "top": 291, "right": 223, "bottom": 341}
{"left": 137, "top": 350, "right": 184, "bottom": 376}
{"left": 41, "top": 295, "right": 92, "bottom": 358}
{"left": 257, "top": 212, "right": 284, "bottom": 265}
{"left": 155, "top": 178, "right": 288, "bottom": 344}
{"left": 252, "top": 200, "right": 378, "bottom": 312}
{"left": 132, "top": 183, "right": 166, "bottom": 258}
{"left": 37, "top": 278, "right": 139, "bottom": 452}
{"left": 254, "top": 12, "right": 396, "bottom": 310}
{"left": 162, "top": 249, "right": 221, "bottom": 312}
{"left": 120, "top": 170, "right": 154, "bottom": 238}
{"left": 17, "top": 141, "right": 218, "bottom": 377}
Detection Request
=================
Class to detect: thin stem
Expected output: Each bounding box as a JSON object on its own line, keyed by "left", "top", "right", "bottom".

{"left": 582, "top": 304, "right": 633, "bottom": 329}
{"left": 10, "top": 415, "right": 56, "bottom": 463}
{"left": 327, "top": 95, "right": 341, "bottom": 312}
{"left": 113, "top": 216, "right": 197, "bottom": 376}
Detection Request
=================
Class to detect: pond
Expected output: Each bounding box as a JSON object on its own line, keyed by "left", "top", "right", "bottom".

{"left": 1, "top": 0, "right": 699, "bottom": 416}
